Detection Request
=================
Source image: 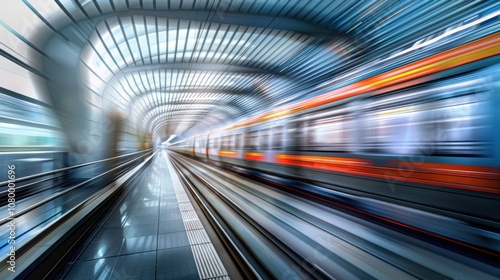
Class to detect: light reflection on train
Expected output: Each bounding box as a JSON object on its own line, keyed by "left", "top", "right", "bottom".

{"left": 171, "top": 35, "right": 500, "bottom": 223}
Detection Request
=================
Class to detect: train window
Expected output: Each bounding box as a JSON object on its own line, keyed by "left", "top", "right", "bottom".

{"left": 244, "top": 131, "right": 259, "bottom": 150}
{"left": 228, "top": 135, "right": 233, "bottom": 150}
{"left": 210, "top": 137, "right": 219, "bottom": 149}
{"left": 198, "top": 138, "right": 206, "bottom": 150}
{"left": 260, "top": 129, "right": 269, "bottom": 150}
{"left": 221, "top": 135, "right": 234, "bottom": 150}
{"left": 432, "top": 92, "right": 489, "bottom": 156}
{"left": 304, "top": 115, "right": 348, "bottom": 151}
{"left": 243, "top": 132, "right": 250, "bottom": 150}
{"left": 234, "top": 134, "right": 242, "bottom": 150}
{"left": 272, "top": 126, "right": 283, "bottom": 149}
{"left": 221, "top": 136, "right": 228, "bottom": 150}
{"left": 223, "top": 135, "right": 229, "bottom": 150}
{"left": 362, "top": 90, "right": 489, "bottom": 156}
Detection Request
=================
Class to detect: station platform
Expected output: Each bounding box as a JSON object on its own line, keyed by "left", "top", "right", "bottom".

{"left": 62, "top": 151, "right": 229, "bottom": 279}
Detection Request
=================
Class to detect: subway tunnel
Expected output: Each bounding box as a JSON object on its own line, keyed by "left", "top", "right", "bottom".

{"left": 1, "top": 1, "right": 500, "bottom": 279}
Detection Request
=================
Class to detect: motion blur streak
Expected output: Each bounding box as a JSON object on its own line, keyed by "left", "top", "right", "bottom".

{"left": 233, "top": 32, "right": 500, "bottom": 128}
{"left": 1, "top": 0, "right": 500, "bottom": 279}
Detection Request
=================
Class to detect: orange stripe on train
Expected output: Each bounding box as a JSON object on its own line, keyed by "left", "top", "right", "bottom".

{"left": 244, "top": 152, "right": 265, "bottom": 161}
{"left": 218, "top": 150, "right": 238, "bottom": 157}
{"left": 274, "top": 154, "right": 500, "bottom": 194}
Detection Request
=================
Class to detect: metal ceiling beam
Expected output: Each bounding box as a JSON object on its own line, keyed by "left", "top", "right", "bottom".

{"left": 149, "top": 113, "right": 225, "bottom": 134}
{"left": 112, "top": 63, "right": 280, "bottom": 76}
{"left": 152, "top": 115, "right": 224, "bottom": 138}
{"left": 140, "top": 104, "right": 219, "bottom": 126}
{"left": 141, "top": 104, "right": 237, "bottom": 118}
{"left": 127, "top": 90, "right": 256, "bottom": 117}
{"left": 145, "top": 109, "right": 230, "bottom": 131}
{"left": 102, "top": 63, "right": 283, "bottom": 104}
{"left": 103, "top": 63, "right": 282, "bottom": 84}
{"left": 99, "top": 9, "right": 343, "bottom": 38}
{"left": 53, "top": 9, "right": 344, "bottom": 50}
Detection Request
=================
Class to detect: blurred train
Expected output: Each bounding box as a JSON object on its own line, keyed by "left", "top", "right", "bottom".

{"left": 171, "top": 33, "right": 500, "bottom": 223}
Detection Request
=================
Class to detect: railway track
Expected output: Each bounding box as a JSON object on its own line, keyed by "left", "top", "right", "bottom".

{"left": 168, "top": 151, "right": 500, "bottom": 279}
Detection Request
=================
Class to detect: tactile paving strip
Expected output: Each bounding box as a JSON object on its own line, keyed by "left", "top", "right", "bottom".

{"left": 166, "top": 151, "right": 230, "bottom": 280}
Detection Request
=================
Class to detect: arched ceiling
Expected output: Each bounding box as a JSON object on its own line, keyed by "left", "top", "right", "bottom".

{"left": 11, "top": 0, "right": 496, "bottom": 142}
{"left": 79, "top": 15, "right": 333, "bottom": 139}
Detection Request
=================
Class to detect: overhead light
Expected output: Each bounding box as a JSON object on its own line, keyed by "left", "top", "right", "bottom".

{"left": 166, "top": 134, "right": 176, "bottom": 143}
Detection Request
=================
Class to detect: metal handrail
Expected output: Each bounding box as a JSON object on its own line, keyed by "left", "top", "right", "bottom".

{"left": 0, "top": 150, "right": 157, "bottom": 278}
{"left": 0, "top": 149, "right": 155, "bottom": 225}
{"left": 0, "top": 148, "right": 153, "bottom": 187}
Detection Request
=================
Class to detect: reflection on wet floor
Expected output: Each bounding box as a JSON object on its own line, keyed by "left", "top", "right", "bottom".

{"left": 66, "top": 153, "right": 199, "bottom": 279}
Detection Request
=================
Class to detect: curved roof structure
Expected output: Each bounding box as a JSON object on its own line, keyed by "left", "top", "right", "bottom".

{"left": 2, "top": 0, "right": 496, "bottom": 144}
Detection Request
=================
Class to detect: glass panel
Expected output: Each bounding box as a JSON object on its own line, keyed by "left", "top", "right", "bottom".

{"left": 272, "top": 126, "right": 283, "bottom": 149}
{"left": 245, "top": 131, "right": 259, "bottom": 150}
{"left": 235, "top": 134, "right": 242, "bottom": 150}
{"left": 260, "top": 129, "right": 269, "bottom": 150}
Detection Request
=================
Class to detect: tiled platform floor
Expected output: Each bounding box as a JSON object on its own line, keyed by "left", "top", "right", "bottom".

{"left": 65, "top": 151, "right": 200, "bottom": 279}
